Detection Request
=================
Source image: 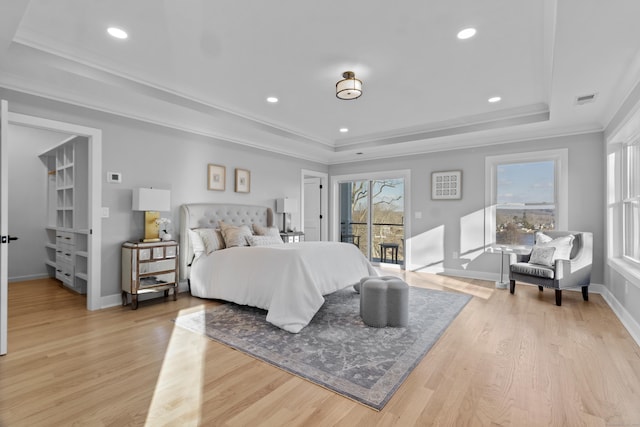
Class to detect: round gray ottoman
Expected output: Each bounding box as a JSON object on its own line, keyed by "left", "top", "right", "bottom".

{"left": 359, "top": 276, "right": 409, "bottom": 327}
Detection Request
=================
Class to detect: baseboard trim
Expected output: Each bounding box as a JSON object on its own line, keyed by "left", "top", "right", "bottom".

{"left": 8, "top": 273, "right": 50, "bottom": 283}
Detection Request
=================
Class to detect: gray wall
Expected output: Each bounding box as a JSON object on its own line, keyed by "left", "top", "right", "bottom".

{"left": 329, "top": 132, "right": 606, "bottom": 284}
{"left": 7, "top": 125, "right": 71, "bottom": 281}
{"left": 2, "top": 88, "right": 327, "bottom": 300}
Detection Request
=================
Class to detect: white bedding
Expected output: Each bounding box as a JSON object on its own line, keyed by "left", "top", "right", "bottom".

{"left": 190, "top": 241, "right": 377, "bottom": 333}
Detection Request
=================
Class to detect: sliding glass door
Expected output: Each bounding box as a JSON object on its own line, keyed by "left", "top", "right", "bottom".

{"left": 339, "top": 178, "right": 405, "bottom": 264}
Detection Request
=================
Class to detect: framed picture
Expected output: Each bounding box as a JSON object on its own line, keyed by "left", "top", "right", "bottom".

{"left": 235, "top": 168, "right": 251, "bottom": 193}
{"left": 432, "top": 170, "right": 462, "bottom": 200}
{"left": 207, "top": 164, "right": 226, "bottom": 191}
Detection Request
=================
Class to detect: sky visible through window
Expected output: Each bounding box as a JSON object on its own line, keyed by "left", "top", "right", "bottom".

{"left": 497, "top": 161, "right": 555, "bottom": 206}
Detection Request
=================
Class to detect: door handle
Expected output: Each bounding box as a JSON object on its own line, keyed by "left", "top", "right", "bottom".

{"left": 1, "top": 235, "right": 18, "bottom": 244}
{"left": 8, "top": 236, "right": 18, "bottom": 242}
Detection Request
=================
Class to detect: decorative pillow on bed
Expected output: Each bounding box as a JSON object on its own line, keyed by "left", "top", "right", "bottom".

{"left": 187, "top": 229, "right": 206, "bottom": 259}
{"left": 193, "top": 228, "right": 225, "bottom": 255}
{"left": 529, "top": 245, "right": 556, "bottom": 267}
{"left": 535, "top": 232, "right": 574, "bottom": 261}
{"left": 219, "top": 221, "right": 252, "bottom": 248}
{"left": 246, "top": 235, "right": 284, "bottom": 246}
{"left": 252, "top": 223, "right": 280, "bottom": 237}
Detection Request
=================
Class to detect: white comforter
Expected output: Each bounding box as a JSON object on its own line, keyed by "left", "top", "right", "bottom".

{"left": 189, "top": 241, "right": 377, "bottom": 333}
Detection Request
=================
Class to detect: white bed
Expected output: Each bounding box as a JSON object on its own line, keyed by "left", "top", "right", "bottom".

{"left": 180, "top": 203, "right": 377, "bottom": 333}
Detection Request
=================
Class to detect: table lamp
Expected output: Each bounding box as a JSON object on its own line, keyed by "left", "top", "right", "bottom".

{"left": 132, "top": 188, "right": 171, "bottom": 242}
{"left": 276, "top": 198, "right": 298, "bottom": 232}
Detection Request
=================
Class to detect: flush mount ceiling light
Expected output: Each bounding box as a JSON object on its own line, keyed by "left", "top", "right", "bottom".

{"left": 266, "top": 96, "right": 279, "bottom": 103}
{"left": 107, "top": 27, "right": 128, "bottom": 39}
{"left": 339, "top": 128, "right": 349, "bottom": 133}
{"left": 336, "top": 71, "right": 362, "bottom": 100}
{"left": 488, "top": 96, "right": 502, "bottom": 103}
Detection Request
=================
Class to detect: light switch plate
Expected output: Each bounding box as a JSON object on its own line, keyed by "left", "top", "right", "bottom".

{"left": 102, "top": 207, "right": 109, "bottom": 218}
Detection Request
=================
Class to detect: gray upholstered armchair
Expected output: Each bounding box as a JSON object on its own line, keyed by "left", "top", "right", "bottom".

{"left": 509, "top": 231, "right": 593, "bottom": 306}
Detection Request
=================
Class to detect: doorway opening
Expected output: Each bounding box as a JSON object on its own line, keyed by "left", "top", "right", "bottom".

{"left": 301, "top": 170, "right": 328, "bottom": 241}
{"left": 7, "top": 110, "right": 102, "bottom": 311}
{"left": 331, "top": 170, "right": 411, "bottom": 268}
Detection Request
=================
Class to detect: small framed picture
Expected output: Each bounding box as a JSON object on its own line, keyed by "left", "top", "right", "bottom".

{"left": 235, "top": 168, "right": 251, "bottom": 193}
{"left": 207, "top": 164, "right": 226, "bottom": 191}
{"left": 432, "top": 170, "right": 462, "bottom": 200}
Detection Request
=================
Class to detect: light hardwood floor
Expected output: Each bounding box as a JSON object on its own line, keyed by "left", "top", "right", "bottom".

{"left": 2, "top": 273, "right": 640, "bottom": 426}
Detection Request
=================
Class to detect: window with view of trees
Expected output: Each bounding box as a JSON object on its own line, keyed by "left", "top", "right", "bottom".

{"left": 486, "top": 149, "right": 567, "bottom": 248}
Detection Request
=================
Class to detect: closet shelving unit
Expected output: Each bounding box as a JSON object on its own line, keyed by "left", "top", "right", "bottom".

{"left": 40, "top": 135, "right": 89, "bottom": 294}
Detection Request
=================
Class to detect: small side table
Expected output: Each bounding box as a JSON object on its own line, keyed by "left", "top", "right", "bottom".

{"left": 490, "top": 246, "right": 529, "bottom": 289}
{"left": 380, "top": 243, "right": 399, "bottom": 264}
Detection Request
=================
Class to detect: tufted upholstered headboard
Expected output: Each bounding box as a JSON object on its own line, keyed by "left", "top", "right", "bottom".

{"left": 179, "top": 203, "right": 274, "bottom": 280}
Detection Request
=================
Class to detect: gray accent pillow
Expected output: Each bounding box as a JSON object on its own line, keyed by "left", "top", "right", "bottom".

{"left": 529, "top": 245, "right": 556, "bottom": 267}
{"left": 246, "top": 235, "right": 284, "bottom": 246}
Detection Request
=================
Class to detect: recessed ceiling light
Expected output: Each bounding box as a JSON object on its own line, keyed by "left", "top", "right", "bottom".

{"left": 457, "top": 27, "right": 477, "bottom": 40}
{"left": 339, "top": 128, "right": 349, "bottom": 133}
{"left": 107, "top": 27, "right": 128, "bottom": 39}
{"left": 488, "top": 96, "right": 502, "bottom": 103}
{"left": 266, "top": 97, "right": 278, "bottom": 103}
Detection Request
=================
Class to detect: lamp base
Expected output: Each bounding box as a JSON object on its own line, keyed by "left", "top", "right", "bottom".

{"left": 143, "top": 211, "right": 161, "bottom": 242}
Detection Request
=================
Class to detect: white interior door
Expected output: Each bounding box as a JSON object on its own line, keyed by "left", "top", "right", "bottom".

{"left": 304, "top": 177, "right": 321, "bottom": 241}
{"left": 1, "top": 99, "right": 9, "bottom": 355}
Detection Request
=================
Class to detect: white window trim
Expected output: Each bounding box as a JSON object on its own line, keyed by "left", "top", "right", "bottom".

{"left": 484, "top": 149, "right": 568, "bottom": 248}
{"left": 608, "top": 116, "right": 640, "bottom": 280}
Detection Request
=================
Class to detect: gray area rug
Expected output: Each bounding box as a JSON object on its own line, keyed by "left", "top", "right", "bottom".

{"left": 174, "top": 286, "right": 471, "bottom": 410}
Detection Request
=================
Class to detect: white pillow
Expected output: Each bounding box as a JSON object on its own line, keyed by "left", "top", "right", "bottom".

{"left": 193, "top": 228, "right": 225, "bottom": 254}
{"left": 252, "top": 223, "right": 280, "bottom": 237}
{"left": 246, "top": 235, "right": 284, "bottom": 246}
{"left": 219, "top": 221, "right": 252, "bottom": 248}
{"left": 188, "top": 229, "right": 206, "bottom": 259}
{"left": 535, "top": 232, "right": 574, "bottom": 261}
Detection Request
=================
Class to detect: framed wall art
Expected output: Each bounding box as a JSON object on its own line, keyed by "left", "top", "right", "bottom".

{"left": 235, "top": 168, "right": 251, "bottom": 193}
{"left": 432, "top": 170, "right": 462, "bottom": 200}
{"left": 207, "top": 164, "right": 226, "bottom": 191}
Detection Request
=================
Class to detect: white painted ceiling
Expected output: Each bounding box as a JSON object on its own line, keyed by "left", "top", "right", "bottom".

{"left": 1, "top": 0, "right": 640, "bottom": 164}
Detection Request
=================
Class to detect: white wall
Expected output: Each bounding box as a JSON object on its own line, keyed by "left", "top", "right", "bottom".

{"left": 329, "top": 132, "right": 606, "bottom": 284}
{"left": 7, "top": 125, "right": 71, "bottom": 281}
{"left": 1, "top": 88, "right": 328, "bottom": 301}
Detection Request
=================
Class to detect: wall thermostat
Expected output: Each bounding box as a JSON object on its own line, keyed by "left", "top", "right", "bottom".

{"left": 107, "top": 172, "right": 122, "bottom": 183}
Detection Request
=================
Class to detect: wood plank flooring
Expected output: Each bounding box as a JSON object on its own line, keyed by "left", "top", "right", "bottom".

{"left": 1, "top": 273, "right": 640, "bottom": 426}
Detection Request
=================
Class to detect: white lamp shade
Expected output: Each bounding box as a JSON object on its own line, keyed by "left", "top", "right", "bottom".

{"left": 132, "top": 188, "right": 171, "bottom": 212}
{"left": 276, "top": 198, "right": 298, "bottom": 213}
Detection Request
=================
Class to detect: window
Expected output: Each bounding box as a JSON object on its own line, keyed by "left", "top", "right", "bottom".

{"left": 623, "top": 142, "right": 640, "bottom": 263}
{"left": 485, "top": 149, "right": 568, "bottom": 248}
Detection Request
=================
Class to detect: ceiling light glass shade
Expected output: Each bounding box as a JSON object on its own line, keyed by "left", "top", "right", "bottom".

{"left": 336, "top": 71, "right": 362, "bottom": 100}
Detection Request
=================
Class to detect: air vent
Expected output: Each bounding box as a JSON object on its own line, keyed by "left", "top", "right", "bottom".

{"left": 575, "top": 93, "right": 598, "bottom": 105}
